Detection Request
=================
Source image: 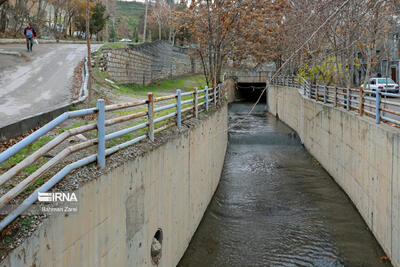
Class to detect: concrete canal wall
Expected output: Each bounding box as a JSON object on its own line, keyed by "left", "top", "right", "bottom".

{"left": 268, "top": 85, "right": 400, "bottom": 267}
{"left": 0, "top": 105, "right": 228, "bottom": 267}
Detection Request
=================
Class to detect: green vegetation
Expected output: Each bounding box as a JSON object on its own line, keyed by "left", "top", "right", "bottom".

{"left": 113, "top": 1, "right": 145, "bottom": 40}
{"left": 68, "top": 105, "right": 79, "bottom": 112}
{"left": 298, "top": 56, "right": 344, "bottom": 85}
{"left": 112, "top": 75, "right": 207, "bottom": 97}
{"left": 26, "top": 176, "right": 45, "bottom": 192}
{"left": 90, "top": 3, "right": 108, "bottom": 36}
{"left": 94, "top": 42, "right": 134, "bottom": 57}
{"left": 0, "top": 136, "right": 52, "bottom": 172}
{"left": 21, "top": 216, "right": 34, "bottom": 229}
{"left": 4, "top": 236, "right": 15, "bottom": 244}
{"left": 101, "top": 42, "right": 130, "bottom": 49}
{"left": 55, "top": 122, "right": 85, "bottom": 135}
{"left": 115, "top": 1, "right": 145, "bottom": 26}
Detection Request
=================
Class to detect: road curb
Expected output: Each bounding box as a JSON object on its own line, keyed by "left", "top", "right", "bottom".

{"left": 0, "top": 49, "right": 21, "bottom": 56}
{"left": 0, "top": 38, "right": 103, "bottom": 45}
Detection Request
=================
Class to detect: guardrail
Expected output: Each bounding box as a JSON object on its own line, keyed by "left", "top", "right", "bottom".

{"left": 272, "top": 76, "right": 400, "bottom": 126}
{"left": 0, "top": 84, "right": 225, "bottom": 231}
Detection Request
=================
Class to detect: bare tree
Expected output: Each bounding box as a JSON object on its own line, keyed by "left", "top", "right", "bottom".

{"left": 143, "top": 0, "right": 148, "bottom": 42}
{"left": 174, "top": 0, "right": 289, "bottom": 86}
{"left": 86, "top": 0, "right": 92, "bottom": 110}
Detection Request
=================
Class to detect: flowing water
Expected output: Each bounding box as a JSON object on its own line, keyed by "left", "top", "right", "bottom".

{"left": 178, "top": 103, "right": 391, "bottom": 267}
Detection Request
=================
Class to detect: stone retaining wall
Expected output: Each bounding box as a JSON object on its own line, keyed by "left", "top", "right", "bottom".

{"left": 98, "top": 41, "right": 202, "bottom": 85}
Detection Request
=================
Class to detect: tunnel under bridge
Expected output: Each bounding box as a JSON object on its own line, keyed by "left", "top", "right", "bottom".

{"left": 225, "top": 71, "right": 270, "bottom": 102}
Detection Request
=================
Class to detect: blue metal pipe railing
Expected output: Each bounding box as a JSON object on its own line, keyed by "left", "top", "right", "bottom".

{"left": 154, "top": 112, "right": 177, "bottom": 124}
{"left": 0, "top": 84, "right": 224, "bottom": 231}
{"left": 105, "top": 122, "right": 148, "bottom": 141}
{"left": 181, "top": 91, "right": 193, "bottom": 97}
{"left": 0, "top": 134, "right": 148, "bottom": 231}
{"left": 181, "top": 99, "right": 194, "bottom": 105}
{"left": 154, "top": 103, "right": 177, "bottom": 113}
{"left": 0, "top": 107, "right": 98, "bottom": 164}
{"left": 274, "top": 75, "right": 400, "bottom": 126}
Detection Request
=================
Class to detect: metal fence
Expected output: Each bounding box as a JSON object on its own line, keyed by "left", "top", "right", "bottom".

{"left": 272, "top": 76, "right": 400, "bottom": 127}
{"left": 0, "top": 84, "right": 225, "bottom": 231}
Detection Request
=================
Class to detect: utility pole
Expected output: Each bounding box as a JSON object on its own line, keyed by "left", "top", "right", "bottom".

{"left": 86, "top": 0, "right": 92, "bottom": 110}
{"left": 143, "top": 0, "right": 148, "bottom": 42}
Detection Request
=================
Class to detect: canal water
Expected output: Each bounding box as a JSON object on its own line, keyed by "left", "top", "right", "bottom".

{"left": 178, "top": 103, "right": 391, "bottom": 267}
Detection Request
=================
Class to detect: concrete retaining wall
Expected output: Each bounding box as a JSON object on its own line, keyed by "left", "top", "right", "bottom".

{"left": 0, "top": 104, "right": 72, "bottom": 142}
{"left": 223, "top": 78, "right": 238, "bottom": 103}
{"left": 0, "top": 105, "right": 228, "bottom": 267}
{"left": 268, "top": 86, "right": 400, "bottom": 267}
{"left": 98, "top": 41, "right": 203, "bottom": 85}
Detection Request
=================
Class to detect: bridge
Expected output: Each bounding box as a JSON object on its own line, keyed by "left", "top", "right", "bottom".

{"left": 0, "top": 72, "right": 399, "bottom": 266}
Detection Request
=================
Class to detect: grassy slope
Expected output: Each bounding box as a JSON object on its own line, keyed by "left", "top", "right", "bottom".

{"left": 111, "top": 75, "right": 208, "bottom": 96}
{"left": 114, "top": 1, "right": 145, "bottom": 37}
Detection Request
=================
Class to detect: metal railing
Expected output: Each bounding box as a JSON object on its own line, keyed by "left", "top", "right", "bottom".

{"left": 0, "top": 84, "right": 225, "bottom": 231}
{"left": 272, "top": 76, "right": 400, "bottom": 127}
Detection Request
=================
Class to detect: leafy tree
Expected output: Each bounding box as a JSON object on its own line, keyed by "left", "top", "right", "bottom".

{"left": 109, "top": 25, "right": 116, "bottom": 42}
{"left": 90, "top": 2, "right": 108, "bottom": 36}
{"left": 132, "top": 25, "right": 138, "bottom": 42}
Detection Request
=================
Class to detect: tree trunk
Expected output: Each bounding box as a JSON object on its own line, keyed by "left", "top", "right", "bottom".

{"left": 36, "top": 0, "right": 42, "bottom": 24}
{"left": 69, "top": 19, "right": 72, "bottom": 37}
{"left": 48, "top": 5, "right": 52, "bottom": 32}
{"left": 143, "top": 0, "right": 148, "bottom": 42}
{"left": 172, "top": 31, "right": 176, "bottom": 45}
{"left": 362, "top": 44, "right": 373, "bottom": 91}
{"left": 0, "top": 2, "right": 8, "bottom": 33}
{"left": 206, "top": 0, "right": 213, "bottom": 86}
{"left": 198, "top": 50, "right": 209, "bottom": 86}
{"left": 158, "top": 21, "right": 161, "bottom": 40}
{"left": 168, "top": 8, "right": 172, "bottom": 43}
{"left": 105, "top": 0, "right": 109, "bottom": 42}
{"left": 54, "top": 6, "right": 58, "bottom": 34}
{"left": 86, "top": 0, "right": 92, "bottom": 111}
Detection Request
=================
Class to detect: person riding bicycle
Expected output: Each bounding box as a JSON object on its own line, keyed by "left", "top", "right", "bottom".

{"left": 24, "top": 23, "right": 36, "bottom": 52}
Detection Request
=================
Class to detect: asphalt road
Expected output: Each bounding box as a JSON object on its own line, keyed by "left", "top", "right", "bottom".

{"left": 0, "top": 43, "right": 102, "bottom": 128}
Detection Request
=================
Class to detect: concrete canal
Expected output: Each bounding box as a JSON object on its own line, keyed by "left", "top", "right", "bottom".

{"left": 178, "top": 102, "right": 391, "bottom": 267}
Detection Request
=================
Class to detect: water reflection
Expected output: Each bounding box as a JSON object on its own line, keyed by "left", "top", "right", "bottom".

{"left": 178, "top": 103, "right": 391, "bottom": 267}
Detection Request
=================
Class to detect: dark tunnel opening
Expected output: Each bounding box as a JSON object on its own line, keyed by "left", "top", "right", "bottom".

{"left": 236, "top": 82, "right": 267, "bottom": 103}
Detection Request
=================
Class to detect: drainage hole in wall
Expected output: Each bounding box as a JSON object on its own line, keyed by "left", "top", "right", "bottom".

{"left": 151, "top": 229, "right": 163, "bottom": 265}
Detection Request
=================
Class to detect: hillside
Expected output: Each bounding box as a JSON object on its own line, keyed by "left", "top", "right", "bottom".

{"left": 113, "top": 1, "right": 146, "bottom": 39}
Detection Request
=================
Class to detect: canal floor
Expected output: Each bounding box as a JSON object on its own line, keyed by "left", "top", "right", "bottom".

{"left": 178, "top": 103, "right": 391, "bottom": 267}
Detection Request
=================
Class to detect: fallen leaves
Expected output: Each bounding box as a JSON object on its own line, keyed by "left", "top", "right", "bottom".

{"left": 0, "top": 128, "right": 39, "bottom": 153}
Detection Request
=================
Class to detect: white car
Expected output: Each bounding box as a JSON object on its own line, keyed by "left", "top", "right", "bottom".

{"left": 362, "top": 78, "right": 399, "bottom": 93}
{"left": 119, "top": 38, "right": 132, "bottom": 42}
